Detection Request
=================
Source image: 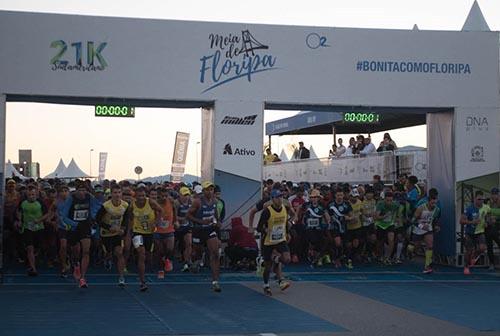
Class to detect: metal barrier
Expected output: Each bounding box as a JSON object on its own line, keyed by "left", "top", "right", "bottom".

{"left": 263, "top": 149, "right": 427, "bottom": 184}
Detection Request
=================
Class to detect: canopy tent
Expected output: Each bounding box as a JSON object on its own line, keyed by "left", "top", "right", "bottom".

{"left": 4, "top": 160, "right": 26, "bottom": 179}
{"left": 44, "top": 158, "right": 67, "bottom": 178}
{"left": 59, "top": 158, "right": 90, "bottom": 179}
{"left": 278, "top": 149, "right": 289, "bottom": 162}
{"left": 265, "top": 108, "right": 437, "bottom": 136}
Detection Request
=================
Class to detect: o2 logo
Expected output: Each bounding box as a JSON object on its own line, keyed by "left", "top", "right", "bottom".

{"left": 306, "top": 33, "right": 330, "bottom": 49}
{"left": 50, "top": 40, "right": 108, "bottom": 71}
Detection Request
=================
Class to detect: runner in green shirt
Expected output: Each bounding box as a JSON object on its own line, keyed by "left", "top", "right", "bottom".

{"left": 16, "top": 185, "right": 49, "bottom": 276}
{"left": 375, "top": 191, "right": 399, "bottom": 265}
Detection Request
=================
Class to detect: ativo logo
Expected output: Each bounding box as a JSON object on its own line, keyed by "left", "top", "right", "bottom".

{"left": 221, "top": 115, "right": 257, "bottom": 125}
{"left": 223, "top": 143, "right": 256, "bottom": 156}
{"left": 466, "top": 116, "right": 488, "bottom": 132}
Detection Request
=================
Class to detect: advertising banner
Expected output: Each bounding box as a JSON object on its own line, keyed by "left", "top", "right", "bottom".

{"left": 98, "top": 152, "right": 107, "bottom": 181}
{"left": 170, "top": 132, "right": 190, "bottom": 182}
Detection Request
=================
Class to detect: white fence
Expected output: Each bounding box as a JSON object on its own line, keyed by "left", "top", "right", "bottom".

{"left": 263, "top": 150, "right": 427, "bottom": 183}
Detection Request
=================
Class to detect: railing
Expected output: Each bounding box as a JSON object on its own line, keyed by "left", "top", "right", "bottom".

{"left": 263, "top": 149, "right": 427, "bottom": 184}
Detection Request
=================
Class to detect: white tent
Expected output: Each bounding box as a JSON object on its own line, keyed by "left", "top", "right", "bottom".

{"left": 309, "top": 145, "right": 318, "bottom": 159}
{"left": 462, "top": 0, "right": 490, "bottom": 32}
{"left": 278, "top": 149, "right": 289, "bottom": 162}
{"left": 59, "top": 158, "right": 90, "bottom": 179}
{"left": 4, "top": 160, "right": 26, "bottom": 179}
{"left": 44, "top": 158, "right": 67, "bottom": 178}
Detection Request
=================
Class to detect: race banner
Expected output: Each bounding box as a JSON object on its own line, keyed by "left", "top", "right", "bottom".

{"left": 170, "top": 132, "right": 190, "bottom": 182}
{"left": 98, "top": 152, "right": 107, "bottom": 181}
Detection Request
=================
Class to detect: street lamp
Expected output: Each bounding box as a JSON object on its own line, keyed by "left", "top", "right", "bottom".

{"left": 89, "top": 149, "right": 94, "bottom": 178}
{"left": 196, "top": 141, "right": 200, "bottom": 182}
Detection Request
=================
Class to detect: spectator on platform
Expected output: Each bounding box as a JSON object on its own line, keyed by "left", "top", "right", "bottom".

{"left": 346, "top": 137, "right": 356, "bottom": 156}
{"left": 272, "top": 153, "right": 281, "bottom": 162}
{"left": 329, "top": 145, "right": 337, "bottom": 159}
{"left": 377, "top": 136, "right": 395, "bottom": 152}
{"left": 295, "top": 141, "right": 310, "bottom": 160}
{"left": 360, "top": 137, "right": 376, "bottom": 154}
{"left": 383, "top": 132, "right": 398, "bottom": 149}
{"left": 336, "top": 138, "right": 346, "bottom": 157}
{"left": 353, "top": 135, "right": 365, "bottom": 154}
{"left": 263, "top": 148, "right": 274, "bottom": 165}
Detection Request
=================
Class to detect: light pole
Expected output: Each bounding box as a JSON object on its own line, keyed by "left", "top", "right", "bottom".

{"left": 89, "top": 149, "right": 94, "bottom": 178}
{"left": 196, "top": 141, "right": 200, "bottom": 182}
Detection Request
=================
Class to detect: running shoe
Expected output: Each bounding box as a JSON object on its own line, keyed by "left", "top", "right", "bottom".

{"left": 334, "top": 259, "right": 342, "bottom": 268}
{"left": 212, "top": 281, "right": 222, "bottom": 293}
{"left": 118, "top": 276, "right": 125, "bottom": 287}
{"left": 323, "top": 254, "right": 332, "bottom": 265}
{"left": 316, "top": 258, "right": 323, "bottom": 267}
{"left": 463, "top": 266, "right": 471, "bottom": 275}
{"left": 181, "top": 263, "right": 190, "bottom": 272}
{"left": 488, "top": 265, "right": 495, "bottom": 272}
{"left": 472, "top": 254, "right": 483, "bottom": 266}
{"left": 394, "top": 258, "right": 403, "bottom": 265}
{"left": 73, "top": 264, "right": 81, "bottom": 280}
{"left": 383, "top": 258, "right": 392, "bottom": 266}
{"left": 346, "top": 259, "right": 354, "bottom": 270}
{"left": 105, "top": 259, "right": 113, "bottom": 271}
{"left": 165, "top": 258, "right": 173, "bottom": 272}
{"left": 79, "top": 278, "right": 88, "bottom": 288}
{"left": 123, "top": 267, "right": 129, "bottom": 275}
{"left": 27, "top": 268, "right": 38, "bottom": 277}
{"left": 60, "top": 269, "right": 68, "bottom": 279}
{"left": 140, "top": 282, "right": 148, "bottom": 292}
{"left": 423, "top": 266, "right": 433, "bottom": 274}
{"left": 263, "top": 284, "right": 272, "bottom": 296}
{"left": 279, "top": 280, "right": 291, "bottom": 291}
{"left": 157, "top": 270, "right": 165, "bottom": 279}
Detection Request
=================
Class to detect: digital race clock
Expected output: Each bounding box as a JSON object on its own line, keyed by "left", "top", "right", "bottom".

{"left": 95, "top": 105, "right": 135, "bottom": 118}
{"left": 343, "top": 112, "right": 380, "bottom": 124}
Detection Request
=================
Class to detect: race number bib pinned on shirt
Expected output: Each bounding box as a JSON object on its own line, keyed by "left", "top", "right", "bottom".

{"left": 73, "top": 210, "right": 89, "bottom": 221}
{"left": 306, "top": 218, "right": 320, "bottom": 229}
{"left": 159, "top": 220, "right": 170, "bottom": 229}
{"left": 270, "top": 224, "right": 285, "bottom": 242}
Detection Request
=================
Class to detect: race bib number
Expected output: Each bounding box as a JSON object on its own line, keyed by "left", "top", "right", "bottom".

{"left": 158, "top": 220, "right": 170, "bottom": 228}
{"left": 270, "top": 224, "right": 285, "bottom": 242}
{"left": 306, "top": 218, "right": 320, "bottom": 229}
{"left": 110, "top": 216, "right": 121, "bottom": 230}
{"left": 73, "top": 210, "right": 89, "bottom": 221}
{"left": 202, "top": 216, "right": 216, "bottom": 225}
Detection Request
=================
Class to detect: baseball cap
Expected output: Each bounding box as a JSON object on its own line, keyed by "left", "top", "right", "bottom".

{"left": 202, "top": 181, "right": 214, "bottom": 189}
{"left": 271, "top": 189, "right": 283, "bottom": 198}
{"left": 6, "top": 179, "right": 16, "bottom": 185}
{"left": 194, "top": 185, "right": 203, "bottom": 194}
{"left": 179, "top": 187, "right": 191, "bottom": 196}
{"left": 94, "top": 185, "right": 104, "bottom": 193}
{"left": 491, "top": 187, "right": 499, "bottom": 194}
{"left": 350, "top": 188, "right": 360, "bottom": 197}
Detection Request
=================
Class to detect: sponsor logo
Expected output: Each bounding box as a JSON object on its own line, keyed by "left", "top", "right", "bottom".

{"left": 199, "top": 30, "right": 278, "bottom": 93}
{"left": 466, "top": 116, "right": 489, "bottom": 132}
{"left": 470, "top": 146, "right": 485, "bottom": 162}
{"left": 221, "top": 115, "right": 257, "bottom": 125}
{"left": 223, "top": 143, "right": 256, "bottom": 156}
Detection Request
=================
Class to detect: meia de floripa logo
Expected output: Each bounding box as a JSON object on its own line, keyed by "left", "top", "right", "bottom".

{"left": 199, "top": 30, "right": 278, "bottom": 93}
{"left": 223, "top": 144, "right": 256, "bottom": 156}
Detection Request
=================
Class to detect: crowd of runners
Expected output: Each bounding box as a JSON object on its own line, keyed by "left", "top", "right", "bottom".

{"left": 3, "top": 175, "right": 500, "bottom": 295}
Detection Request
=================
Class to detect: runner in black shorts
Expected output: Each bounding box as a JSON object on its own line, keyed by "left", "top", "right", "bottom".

{"left": 187, "top": 181, "right": 222, "bottom": 292}
{"left": 328, "top": 188, "right": 353, "bottom": 268}
{"left": 258, "top": 189, "right": 291, "bottom": 296}
{"left": 61, "top": 181, "right": 101, "bottom": 288}
{"left": 174, "top": 187, "right": 193, "bottom": 272}
{"left": 96, "top": 184, "right": 131, "bottom": 286}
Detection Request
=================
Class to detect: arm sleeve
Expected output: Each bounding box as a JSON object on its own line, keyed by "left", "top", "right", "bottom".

{"left": 257, "top": 208, "right": 270, "bottom": 233}
{"left": 89, "top": 195, "right": 101, "bottom": 220}
{"left": 95, "top": 205, "right": 109, "bottom": 229}
{"left": 61, "top": 197, "right": 78, "bottom": 229}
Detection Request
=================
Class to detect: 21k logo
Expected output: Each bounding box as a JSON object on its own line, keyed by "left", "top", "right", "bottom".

{"left": 50, "top": 40, "right": 108, "bottom": 71}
